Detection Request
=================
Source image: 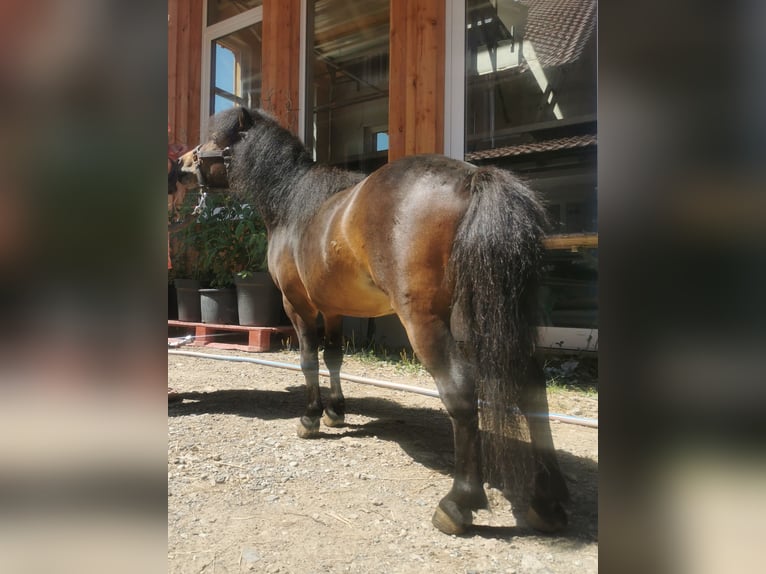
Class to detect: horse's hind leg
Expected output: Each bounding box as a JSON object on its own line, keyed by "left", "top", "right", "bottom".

{"left": 519, "top": 358, "right": 570, "bottom": 532}
{"left": 404, "top": 317, "right": 488, "bottom": 535}
{"left": 321, "top": 314, "right": 345, "bottom": 427}
{"left": 282, "top": 298, "right": 323, "bottom": 438}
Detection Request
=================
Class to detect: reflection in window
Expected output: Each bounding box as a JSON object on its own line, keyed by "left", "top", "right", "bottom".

{"left": 214, "top": 44, "right": 237, "bottom": 112}
{"left": 207, "top": 0, "right": 263, "bottom": 26}
{"left": 529, "top": 161, "right": 597, "bottom": 234}
{"left": 307, "top": 0, "right": 390, "bottom": 173}
{"left": 539, "top": 248, "right": 598, "bottom": 328}
{"left": 375, "top": 131, "right": 389, "bottom": 152}
{"left": 209, "top": 22, "right": 263, "bottom": 115}
{"left": 465, "top": 0, "right": 596, "bottom": 153}
{"left": 463, "top": 1, "right": 598, "bottom": 330}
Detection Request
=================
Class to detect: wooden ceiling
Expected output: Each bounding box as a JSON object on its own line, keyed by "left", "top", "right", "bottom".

{"left": 313, "top": 0, "right": 390, "bottom": 63}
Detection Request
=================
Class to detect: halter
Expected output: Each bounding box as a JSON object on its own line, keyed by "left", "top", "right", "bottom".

{"left": 190, "top": 144, "right": 232, "bottom": 190}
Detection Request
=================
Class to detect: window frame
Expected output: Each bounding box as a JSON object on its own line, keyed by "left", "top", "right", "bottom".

{"left": 444, "top": 0, "right": 599, "bottom": 343}
{"left": 200, "top": 2, "right": 264, "bottom": 138}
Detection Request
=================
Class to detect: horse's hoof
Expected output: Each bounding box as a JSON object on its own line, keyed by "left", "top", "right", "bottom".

{"left": 322, "top": 411, "right": 345, "bottom": 427}
{"left": 432, "top": 500, "right": 472, "bottom": 535}
{"left": 525, "top": 500, "right": 568, "bottom": 533}
{"left": 297, "top": 418, "right": 319, "bottom": 439}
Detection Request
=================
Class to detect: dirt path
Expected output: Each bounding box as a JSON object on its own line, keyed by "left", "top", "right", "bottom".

{"left": 168, "top": 350, "right": 597, "bottom": 573}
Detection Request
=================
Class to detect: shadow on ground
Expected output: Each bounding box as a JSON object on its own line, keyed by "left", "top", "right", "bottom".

{"left": 169, "top": 384, "right": 597, "bottom": 541}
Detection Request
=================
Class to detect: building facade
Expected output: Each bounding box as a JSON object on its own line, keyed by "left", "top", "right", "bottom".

{"left": 168, "top": 0, "right": 597, "bottom": 351}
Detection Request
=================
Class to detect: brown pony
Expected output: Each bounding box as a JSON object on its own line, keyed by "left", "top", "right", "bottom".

{"left": 178, "top": 107, "right": 569, "bottom": 535}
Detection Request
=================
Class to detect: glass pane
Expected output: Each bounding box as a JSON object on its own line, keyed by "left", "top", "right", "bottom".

{"left": 210, "top": 22, "right": 263, "bottom": 115}
{"left": 207, "top": 0, "right": 263, "bottom": 26}
{"left": 464, "top": 0, "right": 596, "bottom": 154}
{"left": 528, "top": 163, "right": 597, "bottom": 235}
{"left": 375, "top": 132, "right": 389, "bottom": 152}
{"left": 215, "top": 44, "right": 236, "bottom": 94}
{"left": 539, "top": 247, "right": 598, "bottom": 328}
{"left": 463, "top": 0, "right": 598, "bottom": 330}
{"left": 308, "top": 0, "right": 390, "bottom": 173}
{"left": 532, "top": 153, "right": 597, "bottom": 329}
{"left": 214, "top": 94, "right": 235, "bottom": 114}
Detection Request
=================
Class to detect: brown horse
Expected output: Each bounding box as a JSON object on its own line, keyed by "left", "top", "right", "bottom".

{"left": 178, "top": 107, "right": 569, "bottom": 535}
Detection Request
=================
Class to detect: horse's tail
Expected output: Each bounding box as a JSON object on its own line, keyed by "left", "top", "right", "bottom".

{"left": 448, "top": 166, "right": 548, "bottom": 489}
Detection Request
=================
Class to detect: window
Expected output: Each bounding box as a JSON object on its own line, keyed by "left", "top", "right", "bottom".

{"left": 202, "top": 2, "right": 263, "bottom": 135}
{"left": 374, "top": 131, "right": 389, "bottom": 152}
{"left": 213, "top": 43, "right": 238, "bottom": 112}
{"left": 207, "top": 0, "right": 263, "bottom": 25}
{"left": 464, "top": 0, "right": 596, "bottom": 153}
{"left": 305, "top": 0, "right": 390, "bottom": 173}
{"left": 449, "top": 0, "right": 598, "bottom": 330}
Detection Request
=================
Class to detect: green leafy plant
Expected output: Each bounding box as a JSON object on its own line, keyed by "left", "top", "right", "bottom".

{"left": 231, "top": 203, "right": 269, "bottom": 277}
{"left": 169, "top": 192, "right": 207, "bottom": 282}
{"left": 172, "top": 191, "right": 269, "bottom": 287}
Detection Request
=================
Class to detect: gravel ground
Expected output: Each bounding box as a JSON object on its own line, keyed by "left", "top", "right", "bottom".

{"left": 168, "top": 349, "right": 597, "bottom": 573}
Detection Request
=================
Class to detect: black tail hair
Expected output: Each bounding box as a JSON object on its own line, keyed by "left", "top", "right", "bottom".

{"left": 448, "top": 166, "right": 548, "bottom": 491}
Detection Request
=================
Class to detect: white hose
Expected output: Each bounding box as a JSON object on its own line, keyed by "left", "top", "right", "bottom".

{"left": 168, "top": 349, "right": 598, "bottom": 428}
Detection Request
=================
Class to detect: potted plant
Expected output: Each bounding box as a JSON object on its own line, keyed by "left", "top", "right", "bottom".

{"left": 228, "top": 204, "right": 284, "bottom": 326}
{"left": 171, "top": 191, "right": 284, "bottom": 326}
{"left": 169, "top": 193, "right": 208, "bottom": 322}
{"left": 193, "top": 192, "right": 243, "bottom": 324}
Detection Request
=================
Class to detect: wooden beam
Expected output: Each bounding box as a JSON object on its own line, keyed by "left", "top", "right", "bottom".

{"left": 389, "top": 0, "right": 445, "bottom": 161}
{"left": 262, "top": 0, "right": 301, "bottom": 134}
{"left": 168, "top": 0, "right": 179, "bottom": 141}
{"left": 167, "top": 0, "right": 203, "bottom": 148}
{"left": 315, "top": 11, "right": 389, "bottom": 44}
{"left": 175, "top": 2, "right": 191, "bottom": 146}
{"left": 389, "top": 0, "right": 406, "bottom": 160}
{"left": 543, "top": 233, "right": 599, "bottom": 250}
{"left": 188, "top": 0, "right": 203, "bottom": 146}
{"left": 414, "top": 0, "right": 444, "bottom": 155}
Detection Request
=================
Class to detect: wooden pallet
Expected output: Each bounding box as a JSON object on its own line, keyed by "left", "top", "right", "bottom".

{"left": 168, "top": 320, "right": 296, "bottom": 352}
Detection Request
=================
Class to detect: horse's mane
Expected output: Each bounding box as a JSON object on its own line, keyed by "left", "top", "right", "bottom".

{"left": 224, "top": 107, "right": 365, "bottom": 228}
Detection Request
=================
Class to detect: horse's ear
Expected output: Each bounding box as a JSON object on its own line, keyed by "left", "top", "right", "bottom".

{"left": 237, "top": 107, "right": 254, "bottom": 132}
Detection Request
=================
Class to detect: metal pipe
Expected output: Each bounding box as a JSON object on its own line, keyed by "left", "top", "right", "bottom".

{"left": 168, "top": 349, "right": 598, "bottom": 428}
{"left": 169, "top": 349, "right": 440, "bottom": 397}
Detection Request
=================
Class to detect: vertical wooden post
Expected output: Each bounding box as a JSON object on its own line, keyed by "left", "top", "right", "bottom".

{"left": 168, "top": 0, "right": 202, "bottom": 147}
{"left": 168, "top": 0, "right": 179, "bottom": 138}
{"left": 389, "top": 0, "right": 445, "bottom": 162}
{"left": 188, "top": 0, "right": 203, "bottom": 145}
{"left": 262, "top": 0, "right": 302, "bottom": 134}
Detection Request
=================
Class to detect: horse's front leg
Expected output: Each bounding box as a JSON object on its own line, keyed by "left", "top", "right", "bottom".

{"left": 283, "top": 298, "right": 323, "bottom": 438}
{"left": 321, "top": 314, "right": 345, "bottom": 427}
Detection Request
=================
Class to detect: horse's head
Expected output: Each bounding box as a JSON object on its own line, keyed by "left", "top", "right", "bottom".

{"left": 178, "top": 106, "right": 255, "bottom": 190}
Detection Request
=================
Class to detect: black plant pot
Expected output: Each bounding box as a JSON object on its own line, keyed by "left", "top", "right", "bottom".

{"left": 174, "top": 278, "right": 202, "bottom": 322}
{"left": 168, "top": 284, "right": 178, "bottom": 320}
{"left": 234, "top": 272, "right": 283, "bottom": 326}
{"left": 200, "top": 288, "right": 238, "bottom": 324}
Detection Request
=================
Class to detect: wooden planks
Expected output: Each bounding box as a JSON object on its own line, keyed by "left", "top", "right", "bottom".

{"left": 389, "top": 0, "right": 445, "bottom": 161}
{"left": 187, "top": 0, "right": 203, "bottom": 146}
{"left": 169, "top": 0, "right": 447, "bottom": 149}
{"left": 168, "top": 0, "right": 203, "bottom": 147}
{"left": 543, "top": 233, "right": 599, "bottom": 250}
{"left": 168, "top": 320, "right": 296, "bottom": 353}
{"left": 168, "top": 0, "right": 178, "bottom": 138}
{"left": 262, "top": 0, "right": 302, "bottom": 134}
